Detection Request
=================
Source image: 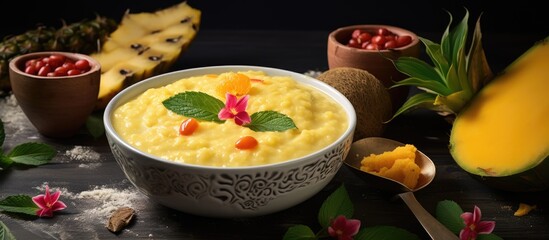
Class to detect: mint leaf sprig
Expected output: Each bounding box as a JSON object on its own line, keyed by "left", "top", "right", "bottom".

{"left": 0, "top": 119, "right": 56, "bottom": 171}
{"left": 162, "top": 91, "right": 297, "bottom": 132}
{"left": 0, "top": 195, "right": 40, "bottom": 216}
{"left": 0, "top": 220, "right": 16, "bottom": 240}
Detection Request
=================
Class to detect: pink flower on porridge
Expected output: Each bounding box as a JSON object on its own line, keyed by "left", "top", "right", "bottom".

{"left": 218, "top": 93, "right": 251, "bottom": 125}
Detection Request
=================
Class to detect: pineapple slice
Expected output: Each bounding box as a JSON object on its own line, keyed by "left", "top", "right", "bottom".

{"left": 92, "top": 48, "right": 139, "bottom": 71}
{"left": 96, "top": 62, "right": 148, "bottom": 109}
{"left": 101, "top": 1, "right": 200, "bottom": 52}
{"left": 92, "top": 1, "right": 201, "bottom": 109}
{"left": 125, "top": 1, "right": 200, "bottom": 31}
{"left": 100, "top": 18, "right": 149, "bottom": 52}
{"left": 95, "top": 46, "right": 174, "bottom": 108}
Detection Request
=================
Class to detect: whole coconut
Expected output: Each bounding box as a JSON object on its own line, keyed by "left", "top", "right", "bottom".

{"left": 317, "top": 67, "right": 392, "bottom": 139}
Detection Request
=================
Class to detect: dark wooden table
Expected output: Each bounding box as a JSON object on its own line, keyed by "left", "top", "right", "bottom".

{"left": 1, "top": 30, "right": 547, "bottom": 240}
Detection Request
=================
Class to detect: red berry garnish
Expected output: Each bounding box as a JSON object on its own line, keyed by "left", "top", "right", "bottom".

{"left": 22, "top": 54, "right": 92, "bottom": 77}
{"left": 345, "top": 27, "right": 413, "bottom": 50}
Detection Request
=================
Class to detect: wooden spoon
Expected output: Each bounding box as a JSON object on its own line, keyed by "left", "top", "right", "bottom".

{"left": 343, "top": 137, "right": 458, "bottom": 240}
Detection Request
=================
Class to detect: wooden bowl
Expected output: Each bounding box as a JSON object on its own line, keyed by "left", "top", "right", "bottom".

{"left": 9, "top": 51, "right": 100, "bottom": 138}
{"left": 327, "top": 24, "right": 421, "bottom": 111}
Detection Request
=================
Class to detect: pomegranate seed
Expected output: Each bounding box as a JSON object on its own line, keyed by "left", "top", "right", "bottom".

{"left": 235, "top": 136, "right": 258, "bottom": 150}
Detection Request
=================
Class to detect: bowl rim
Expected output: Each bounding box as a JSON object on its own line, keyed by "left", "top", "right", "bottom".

{"left": 103, "top": 65, "right": 357, "bottom": 170}
{"left": 9, "top": 51, "right": 101, "bottom": 79}
{"left": 328, "top": 24, "right": 420, "bottom": 52}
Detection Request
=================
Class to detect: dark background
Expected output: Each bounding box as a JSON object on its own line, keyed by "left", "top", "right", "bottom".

{"left": 1, "top": 2, "right": 548, "bottom": 239}
{"left": 1, "top": 0, "right": 546, "bottom": 73}
{"left": 1, "top": 0, "right": 544, "bottom": 34}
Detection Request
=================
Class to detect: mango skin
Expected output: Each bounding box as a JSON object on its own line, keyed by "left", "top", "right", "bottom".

{"left": 467, "top": 158, "right": 549, "bottom": 192}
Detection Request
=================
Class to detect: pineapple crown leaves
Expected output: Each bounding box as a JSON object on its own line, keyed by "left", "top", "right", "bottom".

{"left": 387, "top": 8, "right": 493, "bottom": 122}
{"left": 0, "top": 15, "right": 117, "bottom": 87}
{"left": 51, "top": 15, "right": 118, "bottom": 53}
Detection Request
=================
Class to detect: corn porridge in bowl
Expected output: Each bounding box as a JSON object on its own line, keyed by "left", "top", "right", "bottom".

{"left": 104, "top": 66, "right": 356, "bottom": 217}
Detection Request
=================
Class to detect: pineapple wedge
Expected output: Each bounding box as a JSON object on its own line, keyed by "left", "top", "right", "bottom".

{"left": 92, "top": 1, "right": 201, "bottom": 109}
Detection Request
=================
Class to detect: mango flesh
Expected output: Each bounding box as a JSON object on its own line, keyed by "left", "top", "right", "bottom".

{"left": 360, "top": 144, "right": 420, "bottom": 189}
{"left": 514, "top": 203, "right": 536, "bottom": 217}
{"left": 450, "top": 38, "right": 549, "bottom": 177}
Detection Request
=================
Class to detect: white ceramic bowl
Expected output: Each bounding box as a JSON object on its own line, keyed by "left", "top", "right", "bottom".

{"left": 103, "top": 65, "right": 356, "bottom": 218}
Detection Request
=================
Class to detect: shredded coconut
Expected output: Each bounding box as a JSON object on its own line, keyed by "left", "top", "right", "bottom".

{"left": 0, "top": 93, "right": 31, "bottom": 132}
{"left": 34, "top": 182, "right": 145, "bottom": 219}
{"left": 78, "top": 163, "right": 102, "bottom": 169}
{"left": 76, "top": 185, "right": 143, "bottom": 219}
{"left": 63, "top": 145, "right": 102, "bottom": 168}
{"left": 65, "top": 146, "right": 101, "bottom": 162}
{"left": 303, "top": 69, "right": 323, "bottom": 78}
{"left": 19, "top": 182, "right": 149, "bottom": 239}
{"left": 501, "top": 205, "right": 513, "bottom": 211}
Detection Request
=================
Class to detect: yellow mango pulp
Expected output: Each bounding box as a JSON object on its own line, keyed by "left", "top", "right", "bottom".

{"left": 360, "top": 144, "right": 420, "bottom": 189}
{"left": 514, "top": 203, "right": 536, "bottom": 217}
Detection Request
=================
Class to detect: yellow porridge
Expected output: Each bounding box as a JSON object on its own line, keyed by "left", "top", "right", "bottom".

{"left": 112, "top": 70, "right": 348, "bottom": 167}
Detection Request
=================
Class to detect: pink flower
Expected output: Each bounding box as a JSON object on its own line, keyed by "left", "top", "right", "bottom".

{"left": 218, "top": 93, "right": 251, "bottom": 125}
{"left": 328, "top": 215, "right": 361, "bottom": 240}
{"left": 32, "top": 185, "right": 67, "bottom": 217}
{"left": 459, "top": 205, "right": 496, "bottom": 240}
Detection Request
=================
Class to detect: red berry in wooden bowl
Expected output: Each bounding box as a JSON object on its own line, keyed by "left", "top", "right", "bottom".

{"left": 346, "top": 27, "right": 413, "bottom": 50}
{"left": 327, "top": 24, "right": 421, "bottom": 112}
{"left": 23, "top": 54, "right": 91, "bottom": 77}
{"left": 8, "top": 51, "right": 101, "bottom": 138}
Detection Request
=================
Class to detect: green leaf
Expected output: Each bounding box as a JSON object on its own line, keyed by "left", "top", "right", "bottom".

{"left": 440, "top": 10, "right": 454, "bottom": 62}
{"left": 419, "top": 37, "right": 449, "bottom": 77}
{"left": 162, "top": 91, "right": 225, "bottom": 123}
{"left": 467, "top": 14, "right": 493, "bottom": 93}
{"left": 455, "top": 47, "right": 471, "bottom": 96}
{"left": 0, "top": 155, "right": 12, "bottom": 170}
{"left": 0, "top": 119, "right": 5, "bottom": 147}
{"left": 449, "top": 9, "right": 469, "bottom": 66}
{"left": 245, "top": 111, "right": 297, "bottom": 132}
{"left": 478, "top": 234, "right": 504, "bottom": 240}
{"left": 0, "top": 195, "right": 39, "bottom": 216}
{"left": 391, "top": 77, "right": 451, "bottom": 96}
{"left": 386, "top": 92, "right": 438, "bottom": 123}
{"left": 282, "top": 225, "right": 316, "bottom": 240}
{"left": 393, "top": 57, "right": 446, "bottom": 87}
{"left": 0, "top": 220, "right": 17, "bottom": 240}
{"left": 7, "top": 142, "right": 56, "bottom": 166}
{"left": 435, "top": 200, "right": 464, "bottom": 234}
{"left": 355, "top": 226, "right": 421, "bottom": 240}
{"left": 444, "top": 63, "right": 462, "bottom": 92}
{"left": 448, "top": 9, "right": 470, "bottom": 93}
{"left": 86, "top": 114, "right": 105, "bottom": 139}
{"left": 434, "top": 90, "right": 471, "bottom": 114}
{"left": 318, "top": 184, "right": 353, "bottom": 228}
{"left": 392, "top": 9, "right": 490, "bottom": 120}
